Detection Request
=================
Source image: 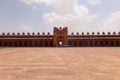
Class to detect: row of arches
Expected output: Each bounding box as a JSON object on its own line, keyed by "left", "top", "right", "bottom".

{"left": 0, "top": 40, "right": 53, "bottom": 47}
{"left": 0, "top": 40, "right": 120, "bottom": 47}
{"left": 68, "top": 40, "right": 120, "bottom": 47}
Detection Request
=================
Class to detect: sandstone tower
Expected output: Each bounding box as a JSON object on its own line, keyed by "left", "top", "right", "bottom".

{"left": 53, "top": 27, "right": 68, "bottom": 47}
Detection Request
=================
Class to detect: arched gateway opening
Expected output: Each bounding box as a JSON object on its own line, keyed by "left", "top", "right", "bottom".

{"left": 58, "top": 41, "right": 63, "bottom": 47}
{"left": 57, "top": 36, "right": 65, "bottom": 47}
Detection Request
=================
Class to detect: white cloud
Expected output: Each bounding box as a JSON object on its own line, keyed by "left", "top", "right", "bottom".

{"left": 102, "top": 11, "right": 120, "bottom": 32}
{"left": 43, "top": 0, "right": 97, "bottom": 33}
{"left": 20, "top": 0, "right": 53, "bottom": 5}
{"left": 20, "top": 0, "right": 97, "bottom": 33}
{"left": 32, "top": 6, "right": 36, "bottom": 9}
{"left": 88, "top": 0, "right": 102, "bottom": 6}
{"left": 19, "top": 24, "right": 31, "bottom": 32}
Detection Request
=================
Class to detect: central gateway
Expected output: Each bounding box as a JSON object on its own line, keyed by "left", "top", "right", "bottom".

{"left": 53, "top": 27, "right": 68, "bottom": 47}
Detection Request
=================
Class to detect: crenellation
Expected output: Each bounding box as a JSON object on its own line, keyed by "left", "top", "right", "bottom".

{"left": 32, "top": 32, "right": 35, "bottom": 35}
{"left": 71, "top": 32, "right": 74, "bottom": 35}
{"left": 118, "top": 32, "right": 120, "bottom": 35}
{"left": 0, "top": 32, "right": 54, "bottom": 36}
{"left": 102, "top": 32, "right": 105, "bottom": 35}
{"left": 54, "top": 27, "right": 57, "bottom": 30}
{"left": 59, "top": 27, "right": 62, "bottom": 30}
{"left": 97, "top": 32, "right": 100, "bottom": 35}
{"left": 22, "top": 32, "right": 25, "bottom": 35}
{"left": 47, "top": 32, "right": 50, "bottom": 35}
{"left": 7, "top": 32, "right": 10, "bottom": 36}
{"left": 87, "top": 32, "right": 90, "bottom": 35}
{"left": 27, "top": 32, "right": 30, "bottom": 35}
{"left": 63, "top": 27, "right": 67, "bottom": 30}
{"left": 2, "top": 32, "right": 5, "bottom": 36}
{"left": 108, "top": 32, "right": 111, "bottom": 35}
{"left": 12, "top": 32, "right": 15, "bottom": 36}
{"left": 77, "top": 32, "right": 79, "bottom": 35}
{"left": 17, "top": 32, "right": 20, "bottom": 35}
{"left": 1, "top": 31, "right": 120, "bottom": 36}
{"left": 42, "top": 32, "right": 45, "bottom": 35}
{"left": 113, "top": 32, "right": 116, "bottom": 35}
{"left": 92, "top": 32, "right": 95, "bottom": 35}
{"left": 37, "top": 32, "right": 40, "bottom": 35}
{"left": 81, "top": 32, "right": 84, "bottom": 35}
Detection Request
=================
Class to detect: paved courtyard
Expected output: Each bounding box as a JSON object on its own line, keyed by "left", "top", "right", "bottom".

{"left": 0, "top": 47, "right": 120, "bottom": 80}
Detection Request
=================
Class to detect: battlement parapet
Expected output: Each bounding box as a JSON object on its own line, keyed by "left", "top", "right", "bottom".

{"left": 70, "top": 32, "right": 120, "bottom": 36}
{"left": 1, "top": 32, "right": 120, "bottom": 36}
{"left": 0, "top": 32, "right": 52, "bottom": 36}
{"left": 54, "top": 27, "right": 68, "bottom": 31}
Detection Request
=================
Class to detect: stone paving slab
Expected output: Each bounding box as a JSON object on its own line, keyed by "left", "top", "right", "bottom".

{"left": 0, "top": 48, "right": 120, "bottom": 80}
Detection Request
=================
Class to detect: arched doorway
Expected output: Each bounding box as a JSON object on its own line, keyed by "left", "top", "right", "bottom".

{"left": 50, "top": 41, "right": 53, "bottom": 47}
{"left": 34, "top": 41, "right": 38, "bottom": 47}
{"left": 57, "top": 36, "right": 66, "bottom": 47}
{"left": 14, "top": 41, "right": 17, "bottom": 47}
{"left": 89, "top": 41, "right": 93, "bottom": 46}
{"left": 4, "top": 41, "right": 7, "bottom": 47}
{"left": 95, "top": 41, "right": 98, "bottom": 47}
{"left": 39, "top": 41, "right": 43, "bottom": 47}
{"left": 84, "top": 41, "right": 88, "bottom": 47}
{"left": 58, "top": 40, "right": 63, "bottom": 47}
{"left": 29, "top": 41, "right": 33, "bottom": 47}
{"left": 79, "top": 41, "right": 82, "bottom": 47}
{"left": 111, "top": 41, "right": 114, "bottom": 46}
{"left": 19, "top": 41, "right": 22, "bottom": 47}
{"left": 45, "top": 41, "right": 48, "bottom": 47}
{"left": 24, "top": 41, "right": 27, "bottom": 47}
{"left": 9, "top": 41, "right": 12, "bottom": 47}
{"left": 68, "top": 41, "right": 72, "bottom": 46}
{"left": 73, "top": 41, "right": 77, "bottom": 47}
{"left": 0, "top": 41, "right": 2, "bottom": 47}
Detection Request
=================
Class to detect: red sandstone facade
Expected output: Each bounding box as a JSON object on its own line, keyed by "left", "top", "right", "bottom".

{"left": 0, "top": 27, "right": 120, "bottom": 47}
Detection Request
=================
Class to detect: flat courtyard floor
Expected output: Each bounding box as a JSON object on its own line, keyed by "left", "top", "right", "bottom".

{"left": 0, "top": 47, "right": 120, "bottom": 80}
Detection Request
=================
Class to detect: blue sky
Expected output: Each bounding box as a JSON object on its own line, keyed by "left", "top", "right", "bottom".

{"left": 0, "top": 0, "right": 120, "bottom": 34}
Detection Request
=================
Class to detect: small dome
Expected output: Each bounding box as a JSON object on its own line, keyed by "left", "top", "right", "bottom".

{"left": 42, "top": 32, "right": 45, "bottom": 35}
{"left": 77, "top": 32, "right": 79, "bottom": 35}
{"left": 97, "top": 32, "right": 100, "bottom": 35}
{"left": 2, "top": 32, "right": 5, "bottom": 35}
{"left": 92, "top": 32, "right": 95, "bottom": 35}
{"left": 113, "top": 32, "right": 116, "bottom": 35}
{"left": 102, "top": 32, "right": 105, "bottom": 35}
{"left": 17, "top": 33, "right": 20, "bottom": 35}
{"left": 27, "top": 32, "right": 30, "bottom": 35}
{"left": 108, "top": 32, "right": 111, "bottom": 35}
{"left": 48, "top": 32, "right": 50, "bottom": 35}
{"left": 81, "top": 32, "right": 84, "bottom": 35}
{"left": 118, "top": 32, "right": 120, "bottom": 35}
{"left": 87, "top": 32, "right": 89, "bottom": 35}
{"left": 37, "top": 32, "right": 40, "bottom": 35}
{"left": 7, "top": 32, "right": 10, "bottom": 35}
{"left": 32, "top": 32, "right": 35, "bottom": 35}
{"left": 22, "top": 32, "right": 25, "bottom": 35}
{"left": 12, "top": 32, "right": 15, "bottom": 35}
{"left": 71, "top": 32, "right": 74, "bottom": 35}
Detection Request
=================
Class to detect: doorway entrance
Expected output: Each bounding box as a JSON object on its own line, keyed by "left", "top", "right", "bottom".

{"left": 58, "top": 41, "right": 63, "bottom": 47}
